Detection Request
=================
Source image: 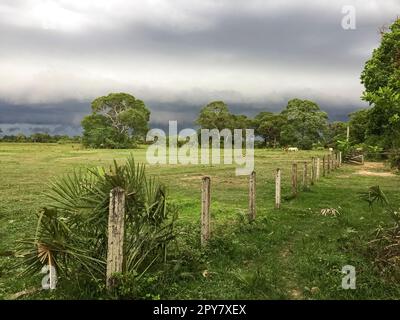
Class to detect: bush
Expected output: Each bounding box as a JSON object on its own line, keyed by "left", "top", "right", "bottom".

{"left": 389, "top": 149, "right": 400, "bottom": 171}
{"left": 17, "top": 155, "right": 178, "bottom": 296}
{"left": 360, "top": 186, "right": 400, "bottom": 278}
{"left": 365, "top": 145, "right": 384, "bottom": 161}
{"left": 336, "top": 139, "right": 354, "bottom": 158}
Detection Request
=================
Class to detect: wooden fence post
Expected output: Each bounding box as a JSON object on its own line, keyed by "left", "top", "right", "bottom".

{"left": 332, "top": 153, "right": 336, "bottom": 169}
{"left": 322, "top": 156, "right": 326, "bottom": 177}
{"left": 311, "top": 157, "right": 315, "bottom": 185}
{"left": 302, "top": 162, "right": 308, "bottom": 190}
{"left": 291, "top": 163, "right": 298, "bottom": 197}
{"left": 327, "top": 155, "right": 331, "bottom": 174}
{"left": 339, "top": 152, "right": 342, "bottom": 166}
{"left": 249, "top": 171, "right": 256, "bottom": 221}
{"left": 201, "top": 176, "right": 211, "bottom": 246}
{"left": 316, "top": 157, "right": 320, "bottom": 180}
{"left": 275, "top": 168, "right": 281, "bottom": 209}
{"left": 335, "top": 153, "right": 339, "bottom": 169}
{"left": 107, "top": 187, "right": 126, "bottom": 290}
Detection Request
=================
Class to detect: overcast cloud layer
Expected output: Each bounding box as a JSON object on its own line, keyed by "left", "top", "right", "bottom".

{"left": 0, "top": 0, "right": 399, "bottom": 135}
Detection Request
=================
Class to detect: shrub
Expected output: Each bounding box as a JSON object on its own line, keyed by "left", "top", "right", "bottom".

{"left": 389, "top": 149, "right": 400, "bottom": 171}
{"left": 17, "top": 155, "right": 178, "bottom": 295}
{"left": 360, "top": 186, "right": 400, "bottom": 277}
{"left": 365, "top": 145, "right": 384, "bottom": 161}
{"left": 336, "top": 139, "right": 354, "bottom": 158}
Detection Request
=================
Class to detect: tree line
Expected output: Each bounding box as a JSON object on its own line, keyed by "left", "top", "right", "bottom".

{"left": 0, "top": 131, "right": 81, "bottom": 143}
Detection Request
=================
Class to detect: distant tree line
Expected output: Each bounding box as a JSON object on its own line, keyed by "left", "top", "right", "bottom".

{"left": 0, "top": 132, "right": 81, "bottom": 143}
{"left": 196, "top": 99, "right": 335, "bottom": 150}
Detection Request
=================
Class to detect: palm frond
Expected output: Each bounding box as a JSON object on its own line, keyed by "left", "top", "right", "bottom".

{"left": 17, "top": 154, "right": 178, "bottom": 289}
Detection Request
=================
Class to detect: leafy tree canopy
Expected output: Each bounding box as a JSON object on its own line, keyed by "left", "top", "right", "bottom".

{"left": 196, "top": 101, "right": 235, "bottom": 131}
{"left": 280, "top": 99, "right": 328, "bottom": 149}
{"left": 326, "top": 121, "right": 347, "bottom": 147}
{"left": 361, "top": 18, "right": 400, "bottom": 149}
{"left": 254, "top": 112, "right": 285, "bottom": 147}
{"left": 82, "top": 93, "right": 150, "bottom": 148}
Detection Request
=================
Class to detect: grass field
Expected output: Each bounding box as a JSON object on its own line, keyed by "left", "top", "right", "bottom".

{"left": 1, "top": 143, "right": 400, "bottom": 299}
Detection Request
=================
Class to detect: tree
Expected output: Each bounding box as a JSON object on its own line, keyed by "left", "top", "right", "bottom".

{"left": 82, "top": 114, "right": 125, "bottom": 148}
{"left": 348, "top": 109, "right": 369, "bottom": 145}
{"left": 196, "top": 101, "right": 235, "bottom": 130}
{"left": 254, "top": 112, "right": 285, "bottom": 147}
{"left": 326, "top": 121, "right": 347, "bottom": 147}
{"left": 31, "top": 133, "right": 52, "bottom": 143}
{"left": 280, "top": 99, "right": 328, "bottom": 150}
{"left": 82, "top": 93, "right": 150, "bottom": 148}
{"left": 232, "top": 114, "right": 252, "bottom": 130}
{"left": 361, "top": 18, "right": 400, "bottom": 149}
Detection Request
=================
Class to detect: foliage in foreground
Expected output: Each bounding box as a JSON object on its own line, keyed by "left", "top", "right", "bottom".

{"left": 17, "top": 155, "right": 177, "bottom": 296}
{"left": 360, "top": 186, "right": 400, "bottom": 278}
{"left": 389, "top": 149, "right": 400, "bottom": 171}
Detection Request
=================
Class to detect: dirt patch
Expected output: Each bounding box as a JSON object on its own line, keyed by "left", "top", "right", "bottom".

{"left": 355, "top": 170, "right": 396, "bottom": 177}
{"left": 362, "top": 162, "right": 385, "bottom": 170}
{"left": 354, "top": 162, "right": 396, "bottom": 177}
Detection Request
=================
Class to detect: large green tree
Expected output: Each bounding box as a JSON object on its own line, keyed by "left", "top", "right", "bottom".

{"left": 361, "top": 18, "right": 400, "bottom": 149}
{"left": 196, "top": 101, "right": 235, "bottom": 130}
{"left": 326, "top": 121, "right": 347, "bottom": 147}
{"left": 82, "top": 93, "right": 150, "bottom": 148}
{"left": 348, "top": 109, "right": 369, "bottom": 145}
{"left": 254, "top": 111, "right": 285, "bottom": 147}
{"left": 280, "top": 99, "right": 328, "bottom": 150}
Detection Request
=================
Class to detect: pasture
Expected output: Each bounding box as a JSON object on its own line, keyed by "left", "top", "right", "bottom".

{"left": 1, "top": 143, "right": 400, "bottom": 299}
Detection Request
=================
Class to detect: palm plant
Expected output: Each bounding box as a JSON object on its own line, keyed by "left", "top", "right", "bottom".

{"left": 359, "top": 185, "right": 399, "bottom": 225}
{"left": 17, "top": 155, "right": 177, "bottom": 288}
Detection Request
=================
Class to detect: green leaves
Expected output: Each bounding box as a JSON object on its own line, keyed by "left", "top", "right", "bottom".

{"left": 17, "top": 155, "right": 177, "bottom": 289}
{"left": 82, "top": 93, "right": 150, "bottom": 148}
{"left": 280, "top": 99, "right": 328, "bottom": 150}
{"left": 196, "top": 101, "right": 235, "bottom": 131}
{"left": 359, "top": 185, "right": 389, "bottom": 208}
{"left": 360, "top": 18, "right": 400, "bottom": 150}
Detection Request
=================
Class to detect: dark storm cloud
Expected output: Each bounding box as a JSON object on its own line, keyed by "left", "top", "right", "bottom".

{"left": 0, "top": 100, "right": 90, "bottom": 125}
{"left": 0, "top": 3, "right": 384, "bottom": 70}
{"left": 0, "top": 1, "right": 398, "bottom": 134}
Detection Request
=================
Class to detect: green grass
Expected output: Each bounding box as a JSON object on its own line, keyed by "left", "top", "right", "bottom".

{"left": 1, "top": 143, "right": 400, "bottom": 299}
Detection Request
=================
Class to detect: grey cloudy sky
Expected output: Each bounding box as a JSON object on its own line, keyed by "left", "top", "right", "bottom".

{"left": 0, "top": 0, "right": 399, "bottom": 135}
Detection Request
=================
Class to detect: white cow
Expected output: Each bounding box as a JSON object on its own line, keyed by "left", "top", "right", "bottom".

{"left": 288, "top": 147, "right": 299, "bottom": 152}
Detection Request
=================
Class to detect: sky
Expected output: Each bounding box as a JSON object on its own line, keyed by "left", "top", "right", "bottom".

{"left": 0, "top": 0, "right": 399, "bottom": 135}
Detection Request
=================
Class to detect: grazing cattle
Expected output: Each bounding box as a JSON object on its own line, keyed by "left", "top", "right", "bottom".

{"left": 288, "top": 147, "right": 299, "bottom": 152}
